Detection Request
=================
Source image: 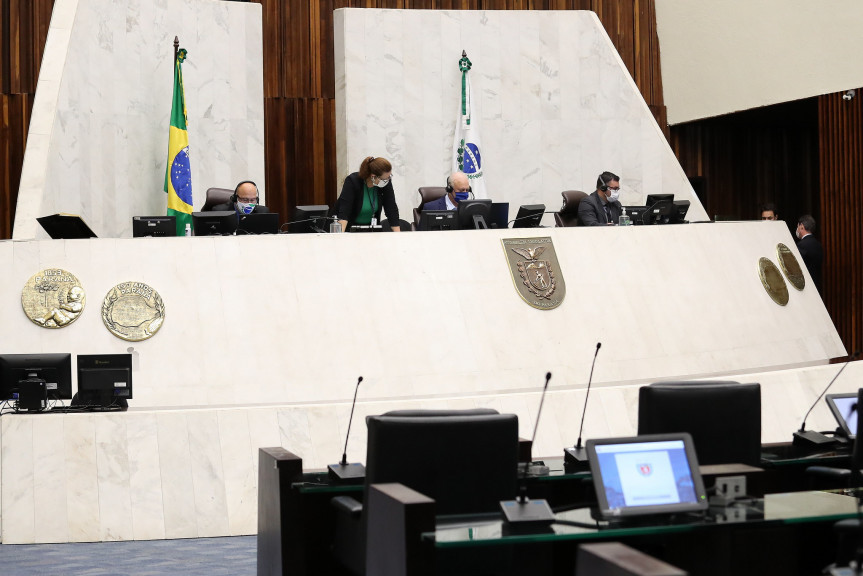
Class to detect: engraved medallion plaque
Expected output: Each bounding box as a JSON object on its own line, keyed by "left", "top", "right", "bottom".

{"left": 21, "top": 269, "right": 86, "bottom": 328}
{"left": 101, "top": 281, "right": 165, "bottom": 341}
{"left": 502, "top": 237, "right": 566, "bottom": 310}
{"left": 776, "top": 243, "right": 805, "bottom": 291}
{"left": 758, "top": 257, "right": 789, "bottom": 306}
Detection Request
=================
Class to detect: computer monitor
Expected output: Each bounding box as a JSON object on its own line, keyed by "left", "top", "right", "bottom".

{"left": 288, "top": 205, "right": 329, "bottom": 233}
{"left": 826, "top": 393, "right": 858, "bottom": 440}
{"left": 488, "top": 202, "right": 510, "bottom": 229}
{"left": 637, "top": 381, "right": 761, "bottom": 466}
{"left": 237, "top": 212, "right": 279, "bottom": 235}
{"left": 419, "top": 210, "right": 458, "bottom": 231}
{"left": 0, "top": 353, "right": 73, "bottom": 409}
{"left": 457, "top": 199, "right": 492, "bottom": 230}
{"left": 192, "top": 211, "right": 237, "bottom": 236}
{"left": 133, "top": 216, "right": 177, "bottom": 237}
{"left": 623, "top": 206, "right": 649, "bottom": 225}
{"left": 74, "top": 354, "right": 132, "bottom": 411}
{"left": 512, "top": 204, "right": 546, "bottom": 228}
{"left": 670, "top": 200, "right": 690, "bottom": 224}
{"left": 586, "top": 433, "right": 708, "bottom": 520}
{"left": 644, "top": 194, "right": 675, "bottom": 225}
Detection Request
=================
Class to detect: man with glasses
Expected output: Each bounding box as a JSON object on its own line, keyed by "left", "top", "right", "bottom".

{"left": 423, "top": 172, "right": 472, "bottom": 211}
{"left": 213, "top": 180, "right": 270, "bottom": 217}
{"left": 578, "top": 171, "right": 623, "bottom": 226}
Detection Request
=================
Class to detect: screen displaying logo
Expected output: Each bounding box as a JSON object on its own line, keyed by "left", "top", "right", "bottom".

{"left": 638, "top": 463, "right": 652, "bottom": 476}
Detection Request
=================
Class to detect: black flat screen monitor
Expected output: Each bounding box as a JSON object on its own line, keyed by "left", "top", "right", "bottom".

{"left": 0, "top": 353, "right": 73, "bottom": 402}
{"left": 457, "top": 199, "right": 492, "bottom": 230}
{"left": 512, "top": 204, "right": 546, "bottom": 228}
{"left": 623, "top": 206, "right": 648, "bottom": 225}
{"left": 288, "top": 205, "right": 329, "bottom": 233}
{"left": 237, "top": 212, "right": 279, "bottom": 235}
{"left": 37, "top": 214, "right": 98, "bottom": 239}
{"left": 192, "top": 211, "right": 237, "bottom": 236}
{"left": 419, "top": 210, "right": 458, "bottom": 231}
{"left": 488, "top": 202, "right": 509, "bottom": 229}
{"left": 133, "top": 216, "right": 177, "bottom": 237}
{"left": 826, "top": 392, "right": 858, "bottom": 439}
{"left": 644, "top": 194, "right": 674, "bottom": 225}
{"left": 670, "top": 200, "right": 690, "bottom": 224}
{"left": 586, "top": 433, "right": 708, "bottom": 520}
{"left": 74, "top": 354, "right": 132, "bottom": 411}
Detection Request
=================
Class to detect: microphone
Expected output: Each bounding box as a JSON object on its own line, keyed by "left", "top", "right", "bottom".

{"left": 278, "top": 216, "right": 330, "bottom": 234}
{"left": 792, "top": 351, "right": 861, "bottom": 447}
{"left": 564, "top": 342, "right": 602, "bottom": 466}
{"left": 500, "top": 372, "right": 556, "bottom": 526}
{"left": 328, "top": 376, "right": 366, "bottom": 482}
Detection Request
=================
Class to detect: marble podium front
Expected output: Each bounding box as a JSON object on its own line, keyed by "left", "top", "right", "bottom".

{"left": 0, "top": 223, "right": 847, "bottom": 542}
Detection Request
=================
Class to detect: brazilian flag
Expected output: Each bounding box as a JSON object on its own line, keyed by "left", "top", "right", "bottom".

{"left": 164, "top": 48, "right": 193, "bottom": 235}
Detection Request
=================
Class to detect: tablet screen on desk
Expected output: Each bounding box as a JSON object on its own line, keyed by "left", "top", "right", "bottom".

{"left": 586, "top": 433, "right": 708, "bottom": 519}
{"left": 826, "top": 393, "right": 858, "bottom": 439}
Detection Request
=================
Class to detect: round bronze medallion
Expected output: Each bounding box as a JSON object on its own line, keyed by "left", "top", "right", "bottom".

{"left": 21, "top": 269, "right": 86, "bottom": 328}
{"left": 758, "top": 257, "right": 789, "bottom": 306}
{"left": 101, "top": 281, "right": 165, "bottom": 341}
{"left": 776, "top": 243, "right": 805, "bottom": 291}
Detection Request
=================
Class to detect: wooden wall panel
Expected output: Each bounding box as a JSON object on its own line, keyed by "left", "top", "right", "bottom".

{"left": 819, "top": 92, "right": 863, "bottom": 354}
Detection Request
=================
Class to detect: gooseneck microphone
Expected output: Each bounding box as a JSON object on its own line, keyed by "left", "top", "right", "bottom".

{"left": 793, "top": 351, "right": 861, "bottom": 447}
{"left": 505, "top": 212, "right": 555, "bottom": 227}
{"left": 564, "top": 342, "right": 602, "bottom": 465}
{"left": 328, "top": 376, "right": 366, "bottom": 482}
{"left": 500, "top": 372, "right": 556, "bottom": 525}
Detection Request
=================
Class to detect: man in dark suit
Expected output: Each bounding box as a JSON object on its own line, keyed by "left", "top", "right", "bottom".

{"left": 212, "top": 180, "right": 270, "bottom": 217}
{"left": 796, "top": 214, "right": 823, "bottom": 293}
{"left": 423, "top": 172, "right": 471, "bottom": 211}
{"left": 578, "top": 171, "right": 622, "bottom": 226}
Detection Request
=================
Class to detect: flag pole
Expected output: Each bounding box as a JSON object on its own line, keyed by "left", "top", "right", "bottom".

{"left": 174, "top": 36, "right": 179, "bottom": 63}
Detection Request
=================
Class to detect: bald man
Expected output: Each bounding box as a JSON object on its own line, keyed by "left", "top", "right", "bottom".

{"left": 423, "top": 172, "right": 472, "bottom": 211}
{"left": 213, "top": 180, "right": 270, "bottom": 217}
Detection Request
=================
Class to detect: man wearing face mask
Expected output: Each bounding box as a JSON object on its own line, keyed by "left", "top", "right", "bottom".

{"left": 578, "top": 171, "right": 623, "bottom": 226}
{"left": 212, "top": 181, "right": 270, "bottom": 218}
{"left": 796, "top": 214, "right": 823, "bottom": 293}
{"left": 423, "top": 172, "right": 472, "bottom": 211}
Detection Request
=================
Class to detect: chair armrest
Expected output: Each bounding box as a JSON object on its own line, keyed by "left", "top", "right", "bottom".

{"left": 331, "top": 495, "right": 363, "bottom": 517}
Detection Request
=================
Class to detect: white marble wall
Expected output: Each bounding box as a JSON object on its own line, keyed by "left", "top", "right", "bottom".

{"left": 334, "top": 9, "right": 707, "bottom": 226}
{"left": 13, "top": 0, "right": 265, "bottom": 240}
{"left": 2, "top": 359, "right": 861, "bottom": 544}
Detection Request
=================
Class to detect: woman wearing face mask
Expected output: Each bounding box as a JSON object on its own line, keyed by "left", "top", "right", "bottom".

{"left": 577, "top": 171, "right": 623, "bottom": 226}
{"left": 334, "top": 156, "right": 401, "bottom": 232}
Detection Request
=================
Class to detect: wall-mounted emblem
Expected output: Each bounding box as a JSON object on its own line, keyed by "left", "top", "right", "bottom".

{"left": 776, "top": 243, "right": 805, "bottom": 291}
{"left": 101, "top": 281, "right": 165, "bottom": 341}
{"left": 502, "top": 237, "right": 565, "bottom": 310}
{"left": 21, "top": 269, "right": 86, "bottom": 328}
{"left": 758, "top": 257, "right": 789, "bottom": 306}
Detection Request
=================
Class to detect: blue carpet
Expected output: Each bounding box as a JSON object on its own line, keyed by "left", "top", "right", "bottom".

{"left": 0, "top": 536, "right": 256, "bottom": 576}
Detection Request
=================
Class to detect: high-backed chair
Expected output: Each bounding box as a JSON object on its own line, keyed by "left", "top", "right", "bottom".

{"left": 412, "top": 186, "right": 447, "bottom": 229}
{"left": 202, "top": 187, "right": 233, "bottom": 211}
{"left": 554, "top": 190, "right": 588, "bottom": 227}
{"left": 638, "top": 381, "right": 762, "bottom": 466}
{"left": 332, "top": 408, "right": 519, "bottom": 575}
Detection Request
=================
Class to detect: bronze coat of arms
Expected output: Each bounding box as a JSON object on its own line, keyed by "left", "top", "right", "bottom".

{"left": 502, "top": 237, "right": 566, "bottom": 310}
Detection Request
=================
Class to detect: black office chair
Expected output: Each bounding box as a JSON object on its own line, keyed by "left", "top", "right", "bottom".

{"left": 638, "top": 381, "right": 762, "bottom": 466}
{"left": 331, "top": 408, "right": 519, "bottom": 575}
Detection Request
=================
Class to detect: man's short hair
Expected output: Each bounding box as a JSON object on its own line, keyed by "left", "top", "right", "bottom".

{"left": 761, "top": 203, "right": 777, "bottom": 216}
{"left": 798, "top": 214, "right": 816, "bottom": 234}
{"left": 596, "top": 171, "right": 620, "bottom": 190}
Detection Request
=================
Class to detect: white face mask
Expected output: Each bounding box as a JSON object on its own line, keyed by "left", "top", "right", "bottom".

{"left": 238, "top": 202, "right": 255, "bottom": 215}
{"left": 607, "top": 189, "right": 620, "bottom": 203}
{"left": 375, "top": 178, "right": 390, "bottom": 188}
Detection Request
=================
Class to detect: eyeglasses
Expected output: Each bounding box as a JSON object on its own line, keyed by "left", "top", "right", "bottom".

{"left": 606, "top": 186, "right": 620, "bottom": 191}
{"left": 761, "top": 216, "right": 775, "bottom": 220}
{"left": 238, "top": 197, "right": 258, "bottom": 204}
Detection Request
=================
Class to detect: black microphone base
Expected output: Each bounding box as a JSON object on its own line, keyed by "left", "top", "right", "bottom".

{"left": 327, "top": 462, "right": 366, "bottom": 483}
{"left": 500, "top": 497, "right": 555, "bottom": 526}
{"left": 564, "top": 446, "right": 590, "bottom": 468}
{"left": 792, "top": 429, "right": 838, "bottom": 448}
